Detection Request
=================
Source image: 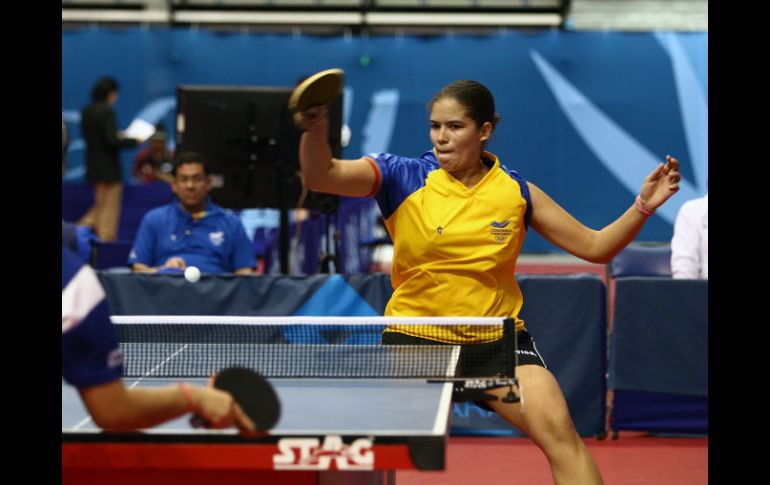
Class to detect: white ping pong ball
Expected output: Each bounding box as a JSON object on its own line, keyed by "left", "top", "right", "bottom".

{"left": 184, "top": 266, "right": 201, "bottom": 283}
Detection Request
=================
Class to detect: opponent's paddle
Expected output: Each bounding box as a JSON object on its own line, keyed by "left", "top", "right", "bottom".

{"left": 288, "top": 68, "right": 344, "bottom": 113}
{"left": 190, "top": 367, "right": 281, "bottom": 433}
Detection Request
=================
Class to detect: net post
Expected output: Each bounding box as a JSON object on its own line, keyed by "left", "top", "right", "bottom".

{"left": 501, "top": 317, "right": 520, "bottom": 404}
{"left": 502, "top": 317, "right": 517, "bottom": 378}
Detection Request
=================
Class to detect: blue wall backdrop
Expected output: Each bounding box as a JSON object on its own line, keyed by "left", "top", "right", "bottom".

{"left": 62, "top": 28, "right": 707, "bottom": 252}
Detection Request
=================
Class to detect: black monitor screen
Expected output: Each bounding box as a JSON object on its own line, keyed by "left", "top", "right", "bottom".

{"left": 175, "top": 85, "right": 341, "bottom": 211}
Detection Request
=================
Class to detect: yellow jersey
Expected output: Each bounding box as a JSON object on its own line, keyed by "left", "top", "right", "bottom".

{"left": 367, "top": 149, "right": 532, "bottom": 344}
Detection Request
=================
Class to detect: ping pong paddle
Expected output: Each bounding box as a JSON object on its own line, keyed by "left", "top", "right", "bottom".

{"left": 190, "top": 367, "right": 281, "bottom": 433}
{"left": 288, "top": 68, "right": 344, "bottom": 113}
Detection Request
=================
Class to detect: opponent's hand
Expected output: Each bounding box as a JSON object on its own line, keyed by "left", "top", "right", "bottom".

{"left": 639, "top": 155, "right": 681, "bottom": 211}
{"left": 190, "top": 386, "right": 258, "bottom": 437}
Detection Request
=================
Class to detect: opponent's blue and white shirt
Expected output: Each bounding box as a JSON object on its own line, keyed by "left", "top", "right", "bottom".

{"left": 128, "top": 199, "right": 256, "bottom": 273}
{"left": 62, "top": 245, "right": 123, "bottom": 388}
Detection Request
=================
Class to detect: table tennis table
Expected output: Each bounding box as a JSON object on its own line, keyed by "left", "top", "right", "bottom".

{"left": 62, "top": 316, "right": 515, "bottom": 484}
{"left": 63, "top": 377, "right": 453, "bottom": 485}
{"left": 62, "top": 344, "right": 453, "bottom": 485}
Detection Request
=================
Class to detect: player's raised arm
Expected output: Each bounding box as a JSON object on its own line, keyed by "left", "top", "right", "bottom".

{"left": 294, "top": 106, "right": 378, "bottom": 198}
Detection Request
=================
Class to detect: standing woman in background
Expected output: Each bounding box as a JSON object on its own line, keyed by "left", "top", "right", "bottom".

{"left": 78, "top": 76, "right": 139, "bottom": 241}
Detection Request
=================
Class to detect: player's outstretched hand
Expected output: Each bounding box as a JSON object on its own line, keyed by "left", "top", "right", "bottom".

{"left": 638, "top": 155, "right": 681, "bottom": 212}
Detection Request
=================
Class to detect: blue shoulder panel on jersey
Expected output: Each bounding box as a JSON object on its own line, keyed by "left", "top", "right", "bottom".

{"left": 370, "top": 150, "right": 439, "bottom": 220}
{"left": 504, "top": 169, "right": 532, "bottom": 230}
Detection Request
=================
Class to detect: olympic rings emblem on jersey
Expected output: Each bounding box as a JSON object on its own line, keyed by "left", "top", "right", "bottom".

{"left": 490, "top": 220, "right": 513, "bottom": 244}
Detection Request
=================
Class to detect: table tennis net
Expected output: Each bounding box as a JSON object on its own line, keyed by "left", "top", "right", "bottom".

{"left": 111, "top": 316, "right": 516, "bottom": 379}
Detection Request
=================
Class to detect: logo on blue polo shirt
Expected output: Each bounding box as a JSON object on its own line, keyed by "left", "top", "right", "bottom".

{"left": 209, "top": 231, "right": 225, "bottom": 246}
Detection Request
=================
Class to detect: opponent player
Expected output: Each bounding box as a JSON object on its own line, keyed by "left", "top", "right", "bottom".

{"left": 63, "top": 242, "right": 256, "bottom": 434}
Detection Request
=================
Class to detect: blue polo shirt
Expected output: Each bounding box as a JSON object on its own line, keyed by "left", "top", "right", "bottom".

{"left": 128, "top": 199, "right": 256, "bottom": 273}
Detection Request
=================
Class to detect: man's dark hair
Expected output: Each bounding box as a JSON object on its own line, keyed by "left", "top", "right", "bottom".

{"left": 173, "top": 151, "right": 210, "bottom": 176}
{"left": 90, "top": 76, "right": 119, "bottom": 103}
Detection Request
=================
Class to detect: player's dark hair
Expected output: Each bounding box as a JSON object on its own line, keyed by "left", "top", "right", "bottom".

{"left": 429, "top": 80, "right": 501, "bottom": 132}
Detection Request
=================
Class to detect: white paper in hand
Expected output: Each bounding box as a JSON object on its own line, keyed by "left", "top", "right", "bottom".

{"left": 124, "top": 118, "right": 156, "bottom": 143}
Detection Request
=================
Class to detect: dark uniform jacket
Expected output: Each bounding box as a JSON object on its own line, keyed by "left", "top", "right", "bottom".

{"left": 81, "top": 102, "right": 137, "bottom": 182}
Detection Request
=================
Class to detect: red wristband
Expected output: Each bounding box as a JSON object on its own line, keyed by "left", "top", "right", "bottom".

{"left": 179, "top": 383, "right": 196, "bottom": 413}
{"left": 634, "top": 195, "right": 654, "bottom": 216}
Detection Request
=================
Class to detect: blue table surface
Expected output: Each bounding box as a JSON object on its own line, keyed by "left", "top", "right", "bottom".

{"left": 62, "top": 377, "right": 454, "bottom": 437}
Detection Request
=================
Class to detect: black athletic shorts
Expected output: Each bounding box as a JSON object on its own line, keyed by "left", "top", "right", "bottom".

{"left": 381, "top": 329, "right": 547, "bottom": 409}
{"left": 381, "top": 329, "right": 546, "bottom": 374}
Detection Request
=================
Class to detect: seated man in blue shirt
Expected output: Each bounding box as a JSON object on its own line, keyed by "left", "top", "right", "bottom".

{"left": 129, "top": 151, "right": 256, "bottom": 274}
